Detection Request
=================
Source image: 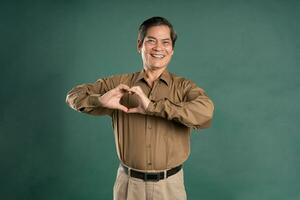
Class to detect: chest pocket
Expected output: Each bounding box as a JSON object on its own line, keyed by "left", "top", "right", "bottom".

{"left": 152, "top": 84, "right": 184, "bottom": 103}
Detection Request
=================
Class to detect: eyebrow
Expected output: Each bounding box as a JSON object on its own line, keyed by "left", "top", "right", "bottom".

{"left": 146, "top": 36, "right": 171, "bottom": 41}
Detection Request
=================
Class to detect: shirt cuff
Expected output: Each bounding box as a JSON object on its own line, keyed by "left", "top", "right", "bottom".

{"left": 88, "top": 94, "right": 102, "bottom": 107}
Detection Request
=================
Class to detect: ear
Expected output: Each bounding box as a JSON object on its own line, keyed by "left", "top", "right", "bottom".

{"left": 170, "top": 48, "right": 174, "bottom": 56}
{"left": 137, "top": 39, "right": 142, "bottom": 53}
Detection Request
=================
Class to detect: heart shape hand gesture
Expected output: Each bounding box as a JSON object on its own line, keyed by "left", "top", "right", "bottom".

{"left": 98, "top": 84, "right": 150, "bottom": 114}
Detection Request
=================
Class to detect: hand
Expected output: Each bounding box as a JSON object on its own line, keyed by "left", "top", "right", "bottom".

{"left": 127, "top": 86, "right": 150, "bottom": 114}
{"left": 98, "top": 84, "right": 130, "bottom": 112}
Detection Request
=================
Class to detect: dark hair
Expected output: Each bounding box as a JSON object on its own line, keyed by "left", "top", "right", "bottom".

{"left": 138, "top": 16, "right": 177, "bottom": 48}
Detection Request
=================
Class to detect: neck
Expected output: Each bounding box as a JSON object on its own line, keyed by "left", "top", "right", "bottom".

{"left": 143, "top": 66, "right": 166, "bottom": 81}
{"left": 143, "top": 66, "right": 167, "bottom": 88}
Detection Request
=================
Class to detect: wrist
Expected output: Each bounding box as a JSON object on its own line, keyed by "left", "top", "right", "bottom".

{"left": 97, "top": 95, "right": 105, "bottom": 107}
{"left": 143, "top": 98, "right": 151, "bottom": 109}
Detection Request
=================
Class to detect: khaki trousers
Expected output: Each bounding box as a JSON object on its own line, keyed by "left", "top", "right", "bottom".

{"left": 113, "top": 165, "right": 187, "bottom": 200}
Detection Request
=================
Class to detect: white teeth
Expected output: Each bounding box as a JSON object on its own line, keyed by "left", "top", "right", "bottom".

{"left": 151, "top": 54, "right": 164, "bottom": 58}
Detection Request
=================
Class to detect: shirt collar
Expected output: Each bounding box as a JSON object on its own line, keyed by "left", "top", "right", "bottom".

{"left": 135, "top": 68, "right": 171, "bottom": 86}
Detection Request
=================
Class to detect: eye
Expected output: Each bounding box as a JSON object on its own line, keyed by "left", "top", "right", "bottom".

{"left": 163, "top": 41, "right": 171, "bottom": 46}
{"left": 147, "top": 39, "right": 155, "bottom": 44}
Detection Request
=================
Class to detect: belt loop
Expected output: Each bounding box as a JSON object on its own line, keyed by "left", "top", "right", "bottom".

{"left": 128, "top": 167, "right": 131, "bottom": 177}
{"left": 164, "top": 169, "right": 167, "bottom": 179}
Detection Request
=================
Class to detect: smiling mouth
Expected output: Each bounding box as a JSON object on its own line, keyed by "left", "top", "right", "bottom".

{"left": 151, "top": 54, "right": 165, "bottom": 59}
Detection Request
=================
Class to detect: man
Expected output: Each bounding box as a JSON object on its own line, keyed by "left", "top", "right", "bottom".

{"left": 66, "top": 16, "right": 214, "bottom": 200}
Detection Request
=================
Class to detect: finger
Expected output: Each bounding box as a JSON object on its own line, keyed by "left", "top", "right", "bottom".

{"left": 126, "top": 107, "right": 139, "bottom": 113}
{"left": 128, "top": 90, "right": 139, "bottom": 98}
{"left": 135, "top": 86, "right": 143, "bottom": 93}
{"left": 118, "top": 84, "right": 130, "bottom": 91}
{"left": 128, "top": 86, "right": 139, "bottom": 94}
{"left": 116, "top": 104, "right": 129, "bottom": 112}
{"left": 128, "top": 88, "right": 135, "bottom": 94}
{"left": 114, "top": 86, "right": 129, "bottom": 95}
{"left": 129, "top": 87, "right": 144, "bottom": 97}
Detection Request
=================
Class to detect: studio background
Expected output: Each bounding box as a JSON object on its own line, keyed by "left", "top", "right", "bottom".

{"left": 1, "top": 0, "right": 299, "bottom": 199}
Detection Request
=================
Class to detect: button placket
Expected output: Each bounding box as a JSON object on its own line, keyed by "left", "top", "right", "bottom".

{"left": 145, "top": 81, "right": 158, "bottom": 168}
{"left": 145, "top": 115, "right": 152, "bottom": 168}
{"left": 147, "top": 145, "right": 152, "bottom": 166}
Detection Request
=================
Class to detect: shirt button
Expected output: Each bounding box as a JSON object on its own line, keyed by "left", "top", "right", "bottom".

{"left": 148, "top": 162, "right": 152, "bottom": 166}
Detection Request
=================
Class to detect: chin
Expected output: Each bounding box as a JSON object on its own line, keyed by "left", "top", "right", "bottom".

{"left": 151, "top": 62, "right": 168, "bottom": 68}
{"left": 150, "top": 65, "right": 166, "bottom": 69}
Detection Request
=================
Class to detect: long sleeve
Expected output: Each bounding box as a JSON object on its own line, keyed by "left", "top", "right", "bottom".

{"left": 65, "top": 78, "right": 114, "bottom": 116}
{"left": 145, "top": 80, "right": 214, "bottom": 129}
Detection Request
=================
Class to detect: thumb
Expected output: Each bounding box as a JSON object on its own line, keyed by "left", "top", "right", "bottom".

{"left": 126, "top": 107, "right": 139, "bottom": 113}
{"left": 116, "top": 105, "right": 129, "bottom": 113}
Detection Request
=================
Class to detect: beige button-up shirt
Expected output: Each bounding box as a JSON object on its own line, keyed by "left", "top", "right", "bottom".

{"left": 66, "top": 69, "right": 214, "bottom": 171}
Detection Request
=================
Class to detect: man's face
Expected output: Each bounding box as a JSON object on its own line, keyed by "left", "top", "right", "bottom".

{"left": 138, "top": 25, "right": 174, "bottom": 70}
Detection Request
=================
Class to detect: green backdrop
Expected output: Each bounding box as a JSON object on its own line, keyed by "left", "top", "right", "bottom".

{"left": 1, "top": 0, "right": 299, "bottom": 199}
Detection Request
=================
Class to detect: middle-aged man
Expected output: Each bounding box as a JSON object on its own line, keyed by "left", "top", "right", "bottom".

{"left": 66, "top": 16, "right": 214, "bottom": 200}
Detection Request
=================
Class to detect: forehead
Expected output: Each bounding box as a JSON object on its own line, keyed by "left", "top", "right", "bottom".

{"left": 145, "top": 25, "right": 171, "bottom": 39}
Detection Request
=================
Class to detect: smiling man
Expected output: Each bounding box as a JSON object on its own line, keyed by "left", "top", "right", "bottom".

{"left": 66, "top": 16, "right": 214, "bottom": 200}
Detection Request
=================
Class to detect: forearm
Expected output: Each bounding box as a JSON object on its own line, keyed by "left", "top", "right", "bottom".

{"left": 65, "top": 80, "right": 113, "bottom": 116}
{"left": 145, "top": 96, "right": 214, "bottom": 129}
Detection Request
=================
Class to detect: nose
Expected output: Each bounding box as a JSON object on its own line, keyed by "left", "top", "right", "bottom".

{"left": 153, "top": 41, "right": 164, "bottom": 51}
